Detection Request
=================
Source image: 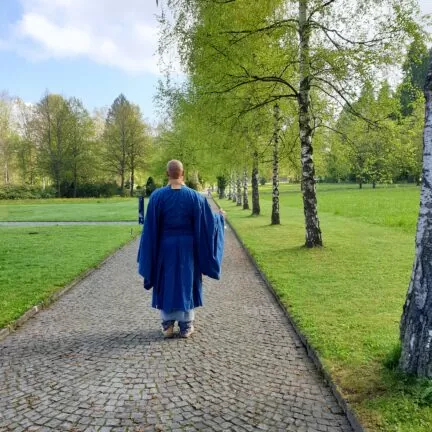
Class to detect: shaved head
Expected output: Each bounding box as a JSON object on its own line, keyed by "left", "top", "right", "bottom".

{"left": 167, "top": 160, "right": 184, "bottom": 179}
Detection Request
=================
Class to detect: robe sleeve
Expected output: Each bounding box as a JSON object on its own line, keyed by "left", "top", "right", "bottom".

{"left": 137, "top": 193, "right": 159, "bottom": 290}
{"left": 196, "top": 196, "right": 225, "bottom": 279}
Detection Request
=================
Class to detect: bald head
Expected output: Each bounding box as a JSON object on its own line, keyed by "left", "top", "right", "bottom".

{"left": 166, "top": 160, "right": 184, "bottom": 180}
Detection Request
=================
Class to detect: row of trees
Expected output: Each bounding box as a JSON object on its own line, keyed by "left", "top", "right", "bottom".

{"left": 0, "top": 92, "right": 151, "bottom": 197}
{"left": 153, "top": 0, "right": 432, "bottom": 377}
{"left": 154, "top": 0, "right": 424, "bottom": 247}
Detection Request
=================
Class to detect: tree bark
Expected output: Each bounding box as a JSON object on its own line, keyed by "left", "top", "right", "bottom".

{"left": 243, "top": 168, "right": 249, "bottom": 210}
{"left": 298, "top": 0, "right": 322, "bottom": 246}
{"left": 271, "top": 104, "right": 280, "bottom": 225}
{"left": 232, "top": 173, "right": 237, "bottom": 202}
{"left": 399, "top": 54, "right": 432, "bottom": 377}
{"left": 251, "top": 151, "right": 260, "bottom": 216}
{"left": 236, "top": 173, "right": 242, "bottom": 206}
{"left": 130, "top": 168, "right": 135, "bottom": 197}
{"left": 73, "top": 163, "right": 77, "bottom": 198}
{"left": 227, "top": 177, "right": 232, "bottom": 199}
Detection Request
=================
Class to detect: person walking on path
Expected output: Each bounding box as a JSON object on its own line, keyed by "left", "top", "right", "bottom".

{"left": 138, "top": 160, "right": 225, "bottom": 338}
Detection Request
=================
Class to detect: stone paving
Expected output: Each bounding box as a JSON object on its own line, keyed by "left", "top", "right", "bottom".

{"left": 0, "top": 208, "right": 353, "bottom": 432}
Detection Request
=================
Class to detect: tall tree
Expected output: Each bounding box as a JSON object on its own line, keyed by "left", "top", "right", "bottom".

{"left": 15, "top": 99, "right": 38, "bottom": 185}
{"left": 67, "top": 97, "right": 95, "bottom": 197}
{"left": 158, "top": 0, "right": 420, "bottom": 246}
{"left": 104, "top": 94, "right": 130, "bottom": 193}
{"left": 126, "top": 104, "right": 148, "bottom": 196}
{"left": 0, "top": 94, "right": 15, "bottom": 185}
{"left": 399, "top": 54, "right": 432, "bottom": 377}
{"left": 271, "top": 104, "right": 281, "bottom": 225}
{"left": 34, "top": 93, "right": 71, "bottom": 197}
{"left": 103, "top": 94, "right": 147, "bottom": 195}
{"left": 399, "top": 39, "right": 430, "bottom": 117}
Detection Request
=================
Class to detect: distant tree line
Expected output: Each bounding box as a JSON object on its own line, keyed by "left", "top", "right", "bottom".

{"left": 0, "top": 92, "right": 151, "bottom": 198}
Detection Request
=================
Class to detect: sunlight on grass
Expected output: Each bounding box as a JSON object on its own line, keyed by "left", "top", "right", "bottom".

{"left": 0, "top": 197, "right": 140, "bottom": 222}
{"left": 0, "top": 225, "right": 141, "bottom": 327}
{"left": 216, "top": 184, "right": 432, "bottom": 432}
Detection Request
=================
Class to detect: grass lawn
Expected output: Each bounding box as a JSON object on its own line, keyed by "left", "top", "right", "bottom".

{"left": 0, "top": 225, "right": 141, "bottom": 328}
{"left": 0, "top": 197, "right": 139, "bottom": 221}
{"left": 217, "top": 183, "right": 432, "bottom": 432}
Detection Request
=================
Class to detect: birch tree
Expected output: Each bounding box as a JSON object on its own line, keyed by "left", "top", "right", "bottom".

{"left": 271, "top": 104, "right": 281, "bottom": 225}
{"left": 158, "top": 0, "right": 420, "bottom": 246}
{"left": 399, "top": 53, "right": 432, "bottom": 377}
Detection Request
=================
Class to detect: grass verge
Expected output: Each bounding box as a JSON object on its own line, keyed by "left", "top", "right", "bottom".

{"left": 216, "top": 184, "right": 432, "bottom": 432}
{"left": 0, "top": 197, "right": 139, "bottom": 222}
{"left": 0, "top": 225, "right": 141, "bottom": 328}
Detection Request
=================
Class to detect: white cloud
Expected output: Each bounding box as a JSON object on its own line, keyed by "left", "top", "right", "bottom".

{"left": 1, "top": 0, "right": 164, "bottom": 75}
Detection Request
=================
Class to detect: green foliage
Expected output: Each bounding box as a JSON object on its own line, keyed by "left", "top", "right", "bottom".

{"left": 145, "top": 176, "right": 157, "bottom": 197}
{"left": 216, "top": 175, "right": 227, "bottom": 198}
{"left": 0, "top": 185, "right": 56, "bottom": 200}
{"left": 60, "top": 181, "right": 119, "bottom": 198}
{"left": 399, "top": 39, "right": 430, "bottom": 117}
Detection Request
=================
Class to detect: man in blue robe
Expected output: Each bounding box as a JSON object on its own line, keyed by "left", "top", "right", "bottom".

{"left": 137, "top": 160, "right": 225, "bottom": 338}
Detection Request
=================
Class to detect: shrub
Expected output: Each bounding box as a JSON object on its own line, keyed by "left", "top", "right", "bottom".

{"left": 145, "top": 177, "right": 157, "bottom": 197}
{"left": 0, "top": 185, "right": 56, "bottom": 200}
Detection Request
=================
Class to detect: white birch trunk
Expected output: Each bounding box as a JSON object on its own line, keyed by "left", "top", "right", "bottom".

{"left": 252, "top": 151, "right": 260, "bottom": 216}
{"left": 232, "top": 173, "right": 237, "bottom": 202}
{"left": 271, "top": 104, "right": 280, "bottom": 225}
{"left": 298, "top": 0, "right": 322, "bottom": 246}
{"left": 236, "top": 173, "right": 242, "bottom": 206}
{"left": 400, "top": 55, "right": 432, "bottom": 377}
{"left": 227, "top": 174, "right": 232, "bottom": 199}
{"left": 243, "top": 168, "right": 249, "bottom": 210}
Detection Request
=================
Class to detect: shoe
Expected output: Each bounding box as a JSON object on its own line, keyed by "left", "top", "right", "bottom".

{"left": 163, "top": 325, "right": 174, "bottom": 338}
{"left": 180, "top": 325, "right": 194, "bottom": 338}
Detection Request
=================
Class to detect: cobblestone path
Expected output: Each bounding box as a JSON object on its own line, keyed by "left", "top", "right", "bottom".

{"left": 0, "top": 215, "right": 353, "bottom": 431}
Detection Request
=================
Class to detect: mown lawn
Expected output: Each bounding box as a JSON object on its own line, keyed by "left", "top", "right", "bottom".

{"left": 0, "top": 225, "right": 141, "bottom": 328}
{"left": 217, "top": 184, "right": 432, "bottom": 432}
{"left": 0, "top": 197, "right": 139, "bottom": 221}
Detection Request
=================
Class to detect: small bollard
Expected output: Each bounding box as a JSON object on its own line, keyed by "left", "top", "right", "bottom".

{"left": 138, "top": 196, "right": 144, "bottom": 225}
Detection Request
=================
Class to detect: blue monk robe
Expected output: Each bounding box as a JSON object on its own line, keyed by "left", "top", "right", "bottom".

{"left": 137, "top": 185, "right": 225, "bottom": 313}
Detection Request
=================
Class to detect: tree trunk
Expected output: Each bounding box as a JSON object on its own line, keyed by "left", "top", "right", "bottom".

{"left": 298, "top": 0, "right": 322, "bottom": 246}
{"left": 227, "top": 179, "right": 232, "bottom": 199}
{"left": 73, "top": 163, "right": 78, "bottom": 198}
{"left": 359, "top": 181, "right": 363, "bottom": 189}
{"left": 243, "top": 168, "right": 249, "bottom": 210}
{"left": 271, "top": 104, "right": 281, "bottom": 225}
{"left": 232, "top": 174, "right": 237, "bottom": 202}
{"left": 4, "top": 160, "right": 9, "bottom": 184}
{"left": 236, "top": 174, "right": 242, "bottom": 206}
{"left": 372, "top": 181, "right": 376, "bottom": 189}
{"left": 130, "top": 169, "right": 135, "bottom": 197}
{"left": 252, "top": 151, "right": 260, "bottom": 216}
{"left": 399, "top": 55, "right": 432, "bottom": 377}
{"left": 120, "top": 173, "right": 125, "bottom": 193}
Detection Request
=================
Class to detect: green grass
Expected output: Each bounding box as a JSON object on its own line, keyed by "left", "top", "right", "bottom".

{"left": 217, "top": 183, "right": 432, "bottom": 431}
{"left": 0, "top": 197, "right": 139, "bottom": 221}
{"left": 0, "top": 225, "right": 141, "bottom": 328}
{"left": 259, "top": 183, "right": 420, "bottom": 233}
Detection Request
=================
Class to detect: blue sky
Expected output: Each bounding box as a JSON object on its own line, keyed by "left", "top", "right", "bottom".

{"left": 0, "top": 0, "right": 166, "bottom": 123}
{"left": 1, "top": 0, "right": 431, "bottom": 124}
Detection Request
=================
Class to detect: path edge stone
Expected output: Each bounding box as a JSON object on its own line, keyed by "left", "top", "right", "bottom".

{"left": 213, "top": 197, "right": 366, "bottom": 432}
{"left": 0, "top": 235, "right": 140, "bottom": 342}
